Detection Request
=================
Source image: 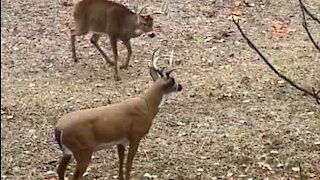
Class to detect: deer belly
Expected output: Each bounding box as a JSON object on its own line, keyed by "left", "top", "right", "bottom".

{"left": 94, "top": 138, "right": 128, "bottom": 151}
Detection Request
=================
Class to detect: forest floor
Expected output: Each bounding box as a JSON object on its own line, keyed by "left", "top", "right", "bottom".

{"left": 1, "top": 0, "right": 320, "bottom": 179}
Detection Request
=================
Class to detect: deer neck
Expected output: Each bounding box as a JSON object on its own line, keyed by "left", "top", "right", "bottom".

{"left": 141, "top": 83, "right": 165, "bottom": 117}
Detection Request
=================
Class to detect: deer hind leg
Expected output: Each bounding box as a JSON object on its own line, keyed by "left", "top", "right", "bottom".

{"left": 110, "top": 36, "right": 121, "bottom": 81}
{"left": 117, "top": 144, "right": 125, "bottom": 180}
{"left": 57, "top": 154, "right": 72, "bottom": 180}
{"left": 125, "top": 139, "right": 140, "bottom": 180}
{"left": 71, "top": 22, "right": 88, "bottom": 62}
{"left": 71, "top": 150, "right": 93, "bottom": 180}
{"left": 120, "top": 39, "right": 132, "bottom": 69}
{"left": 90, "top": 33, "right": 114, "bottom": 65}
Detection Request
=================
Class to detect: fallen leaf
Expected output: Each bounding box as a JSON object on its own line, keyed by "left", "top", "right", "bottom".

{"left": 200, "top": 156, "right": 208, "bottom": 160}
{"left": 227, "top": 171, "right": 233, "bottom": 177}
{"left": 232, "top": 0, "right": 244, "bottom": 16}
{"left": 258, "top": 162, "right": 273, "bottom": 171}
{"left": 272, "top": 23, "right": 288, "bottom": 36}
{"left": 197, "top": 168, "right": 204, "bottom": 172}
{"left": 277, "top": 163, "right": 284, "bottom": 168}
{"left": 270, "top": 150, "right": 279, "bottom": 154}
{"left": 234, "top": 1, "right": 242, "bottom": 6}
{"left": 314, "top": 141, "right": 320, "bottom": 145}
{"left": 144, "top": 173, "right": 157, "bottom": 179}
{"left": 95, "top": 83, "right": 104, "bottom": 87}
{"left": 232, "top": 9, "right": 243, "bottom": 16}
{"left": 228, "top": 15, "right": 241, "bottom": 22}
{"left": 44, "top": 171, "right": 56, "bottom": 176}
{"left": 292, "top": 167, "right": 300, "bottom": 172}
{"left": 62, "top": 2, "right": 73, "bottom": 6}
{"left": 306, "top": 172, "right": 317, "bottom": 178}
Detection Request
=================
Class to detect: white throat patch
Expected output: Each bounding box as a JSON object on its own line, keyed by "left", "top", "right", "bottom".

{"left": 159, "top": 95, "right": 167, "bottom": 107}
{"left": 134, "top": 29, "right": 143, "bottom": 35}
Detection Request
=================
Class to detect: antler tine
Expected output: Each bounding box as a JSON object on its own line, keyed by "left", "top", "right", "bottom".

{"left": 152, "top": 48, "right": 161, "bottom": 70}
{"left": 145, "top": 0, "right": 169, "bottom": 16}
{"left": 165, "top": 49, "right": 178, "bottom": 77}
{"left": 138, "top": 4, "right": 149, "bottom": 15}
{"left": 133, "top": 0, "right": 139, "bottom": 13}
{"left": 162, "top": 0, "right": 169, "bottom": 15}
{"left": 169, "top": 49, "right": 174, "bottom": 67}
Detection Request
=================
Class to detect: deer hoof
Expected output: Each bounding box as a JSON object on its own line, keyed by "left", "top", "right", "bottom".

{"left": 120, "top": 64, "right": 129, "bottom": 69}
{"left": 114, "top": 75, "right": 121, "bottom": 81}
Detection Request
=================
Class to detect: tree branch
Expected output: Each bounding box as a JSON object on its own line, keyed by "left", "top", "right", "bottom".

{"left": 299, "top": 0, "right": 320, "bottom": 52}
{"left": 299, "top": 0, "right": 320, "bottom": 24}
{"left": 232, "top": 18, "right": 320, "bottom": 104}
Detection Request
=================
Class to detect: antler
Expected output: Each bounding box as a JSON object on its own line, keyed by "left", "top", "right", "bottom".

{"left": 145, "top": 0, "right": 169, "bottom": 16}
{"left": 138, "top": 4, "right": 149, "bottom": 15}
{"left": 165, "top": 50, "right": 177, "bottom": 77}
{"left": 166, "top": 49, "right": 183, "bottom": 77}
{"left": 133, "top": 0, "right": 139, "bottom": 13}
{"left": 151, "top": 48, "right": 161, "bottom": 70}
{"left": 152, "top": 48, "right": 180, "bottom": 77}
{"left": 133, "top": 0, "right": 149, "bottom": 15}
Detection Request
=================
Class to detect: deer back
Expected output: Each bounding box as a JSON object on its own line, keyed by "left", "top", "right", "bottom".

{"left": 73, "top": 0, "right": 154, "bottom": 38}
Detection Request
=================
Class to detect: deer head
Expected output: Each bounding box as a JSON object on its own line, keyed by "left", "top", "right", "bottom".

{"left": 149, "top": 48, "right": 182, "bottom": 94}
{"left": 133, "top": 0, "right": 169, "bottom": 38}
{"left": 136, "top": 14, "right": 154, "bottom": 37}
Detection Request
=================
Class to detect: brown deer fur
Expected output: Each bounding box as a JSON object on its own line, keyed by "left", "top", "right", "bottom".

{"left": 70, "top": 0, "right": 158, "bottom": 81}
{"left": 54, "top": 50, "right": 182, "bottom": 180}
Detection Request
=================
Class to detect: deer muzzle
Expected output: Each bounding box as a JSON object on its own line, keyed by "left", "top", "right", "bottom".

{"left": 177, "top": 84, "right": 182, "bottom": 91}
{"left": 147, "top": 32, "right": 155, "bottom": 38}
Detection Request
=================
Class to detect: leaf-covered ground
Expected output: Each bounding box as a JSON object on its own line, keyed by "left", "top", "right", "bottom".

{"left": 1, "top": 0, "right": 320, "bottom": 179}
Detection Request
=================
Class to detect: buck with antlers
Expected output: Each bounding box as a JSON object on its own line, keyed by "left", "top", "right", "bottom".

{"left": 54, "top": 48, "right": 182, "bottom": 180}
{"left": 70, "top": 0, "right": 169, "bottom": 81}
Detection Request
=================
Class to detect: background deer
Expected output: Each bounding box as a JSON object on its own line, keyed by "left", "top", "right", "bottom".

{"left": 70, "top": 0, "right": 168, "bottom": 81}
{"left": 54, "top": 48, "right": 182, "bottom": 180}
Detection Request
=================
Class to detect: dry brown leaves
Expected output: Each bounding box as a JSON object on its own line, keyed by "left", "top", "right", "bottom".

{"left": 228, "top": 0, "right": 244, "bottom": 22}
{"left": 272, "top": 23, "right": 288, "bottom": 36}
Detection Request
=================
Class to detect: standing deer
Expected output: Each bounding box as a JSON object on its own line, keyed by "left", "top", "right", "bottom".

{"left": 70, "top": 0, "right": 168, "bottom": 81}
{"left": 54, "top": 48, "right": 182, "bottom": 180}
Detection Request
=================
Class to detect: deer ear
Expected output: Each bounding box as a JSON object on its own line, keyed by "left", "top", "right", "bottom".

{"left": 150, "top": 67, "right": 160, "bottom": 81}
{"left": 144, "top": 15, "right": 153, "bottom": 20}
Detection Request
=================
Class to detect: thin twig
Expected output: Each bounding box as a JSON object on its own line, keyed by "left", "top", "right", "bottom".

{"left": 312, "top": 87, "right": 320, "bottom": 104}
{"left": 298, "top": 162, "right": 303, "bottom": 180}
{"left": 299, "top": 0, "right": 320, "bottom": 52}
{"left": 143, "top": 149, "right": 150, "bottom": 162}
{"left": 299, "top": 0, "right": 320, "bottom": 24}
{"left": 232, "top": 18, "right": 320, "bottom": 104}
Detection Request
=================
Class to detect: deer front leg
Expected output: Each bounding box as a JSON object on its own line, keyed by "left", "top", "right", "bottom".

{"left": 120, "top": 39, "right": 132, "bottom": 69}
{"left": 110, "top": 36, "right": 121, "bottom": 81}
{"left": 125, "top": 139, "right": 140, "bottom": 180}
{"left": 90, "top": 34, "right": 114, "bottom": 65}
{"left": 117, "top": 144, "right": 125, "bottom": 180}
{"left": 72, "top": 150, "right": 93, "bottom": 180}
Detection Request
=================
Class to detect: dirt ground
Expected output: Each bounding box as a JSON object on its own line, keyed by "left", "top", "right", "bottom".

{"left": 1, "top": 0, "right": 320, "bottom": 179}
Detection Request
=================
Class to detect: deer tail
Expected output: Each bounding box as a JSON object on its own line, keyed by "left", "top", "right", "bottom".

{"left": 54, "top": 127, "right": 63, "bottom": 151}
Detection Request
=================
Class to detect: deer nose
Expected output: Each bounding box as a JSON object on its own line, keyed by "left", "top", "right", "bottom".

{"left": 177, "top": 84, "right": 182, "bottom": 91}
{"left": 148, "top": 32, "right": 155, "bottom": 38}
